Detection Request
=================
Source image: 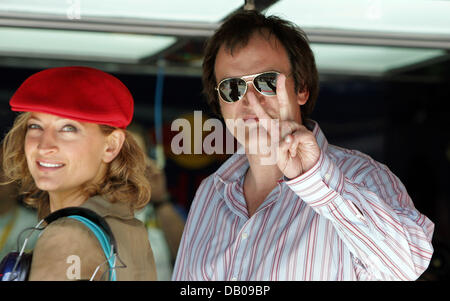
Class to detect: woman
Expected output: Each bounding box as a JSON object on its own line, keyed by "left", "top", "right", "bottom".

{"left": 1, "top": 66, "right": 156, "bottom": 280}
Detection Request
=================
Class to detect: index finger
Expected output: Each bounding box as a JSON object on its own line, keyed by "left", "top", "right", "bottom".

{"left": 277, "top": 73, "right": 290, "bottom": 121}
{"left": 247, "top": 90, "right": 271, "bottom": 121}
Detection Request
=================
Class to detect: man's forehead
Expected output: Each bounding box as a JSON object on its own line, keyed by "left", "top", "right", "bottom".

{"left": 220, "top": 30, "right": 283, "bottom": 56}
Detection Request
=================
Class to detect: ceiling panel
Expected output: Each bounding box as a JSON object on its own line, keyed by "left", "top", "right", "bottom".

{"left": 311, "top": 44, "right": 447, "bottom": 75}
{"left": 0, "top": 0, "right": 244, "bottom": 23}
{"left": 265, "top": 0, "right": 450, "bottom": 35}
{"left": 0, "top": 0, "right": 448, "bottom": 77}
{"left": 0, "top": 27, "right": 176, "bottom": 63}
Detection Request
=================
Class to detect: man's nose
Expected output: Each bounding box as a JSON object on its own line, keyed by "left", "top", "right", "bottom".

{"left": 244, "top": 82, "right": 265, "bottom": 105}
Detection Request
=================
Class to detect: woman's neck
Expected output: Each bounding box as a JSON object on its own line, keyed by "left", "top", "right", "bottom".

{"left": 48, "top": 189, "right": 87, "bottom": 212}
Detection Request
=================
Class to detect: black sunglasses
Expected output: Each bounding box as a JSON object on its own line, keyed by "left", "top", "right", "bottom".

{"left": 215, "top": 71, "right": 280, "bottom": 103}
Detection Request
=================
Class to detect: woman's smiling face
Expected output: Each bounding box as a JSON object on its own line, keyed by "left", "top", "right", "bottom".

{"left": 24, "top": 112, "right": 109, "bottom": 196}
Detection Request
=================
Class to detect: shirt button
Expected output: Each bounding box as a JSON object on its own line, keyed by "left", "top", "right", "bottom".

{"left": 241, "top": 232, "right": 248, "bottom": 239}
{"left": 324, "top": 173, "right": 331, "bottom": 181}
{"left": 231, "top": 277, "right": 237, "bottom": 281}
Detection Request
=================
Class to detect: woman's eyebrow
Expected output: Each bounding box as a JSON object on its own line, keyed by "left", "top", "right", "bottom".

{"left": 27, "top": 116, "right": 41, "bottom": 122}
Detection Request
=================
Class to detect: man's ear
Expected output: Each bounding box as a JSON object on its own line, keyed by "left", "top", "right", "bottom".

{"left": 102, "top": 129, "right": 126, "bottom": 163}
{"left": 297, "top": 89, "right": 309, "bottom": 106}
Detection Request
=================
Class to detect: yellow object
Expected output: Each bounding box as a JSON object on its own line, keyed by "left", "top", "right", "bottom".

{"left": 167, "top": 112, "right": 217, "bottom": 170}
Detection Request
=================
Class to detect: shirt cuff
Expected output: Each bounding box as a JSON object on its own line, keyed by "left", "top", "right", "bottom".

{"left": 285, "top": 150, "right": 340, "bottom": 208}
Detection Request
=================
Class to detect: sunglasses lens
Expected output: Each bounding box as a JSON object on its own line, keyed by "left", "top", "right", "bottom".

{"left": 218, "top": 78, "right": 247, "bottom": 102}
{"left": 254, "top": 72, "right": 278, "bottom": 96}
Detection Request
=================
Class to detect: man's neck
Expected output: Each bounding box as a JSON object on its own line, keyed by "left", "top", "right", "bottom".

{"left": 243, "top": 152, "right": 283, "bottom": 217}
{"left": 246, "top": 153, "right": 282, "bottom": 187}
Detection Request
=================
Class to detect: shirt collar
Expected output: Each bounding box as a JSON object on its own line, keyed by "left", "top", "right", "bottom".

{"left": 305, "top": 119, "right": 329, "bottom": 153}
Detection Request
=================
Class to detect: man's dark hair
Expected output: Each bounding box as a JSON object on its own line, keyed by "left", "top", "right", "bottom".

{"left": 202, "top": 10, "right": 319, "bottom": 121}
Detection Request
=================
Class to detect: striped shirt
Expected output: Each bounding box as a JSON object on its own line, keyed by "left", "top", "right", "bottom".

{"left": 172, "top": 120, "right": 434, "bottom": 280}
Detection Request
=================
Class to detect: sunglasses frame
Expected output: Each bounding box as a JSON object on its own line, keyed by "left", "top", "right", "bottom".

{"left": 215, "top": 71, "right": 280, "bottom": 103}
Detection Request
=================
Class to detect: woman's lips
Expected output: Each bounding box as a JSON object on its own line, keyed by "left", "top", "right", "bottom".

{"left": 36, "top": 160, "right": 65, "bottom": 171}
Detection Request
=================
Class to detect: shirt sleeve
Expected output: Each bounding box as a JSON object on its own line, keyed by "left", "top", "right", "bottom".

{"left": 286, "top": 149, "right": 435, "bottom": 280}
{"left": 29, "top": 217, "right": 108, "bottom": 281}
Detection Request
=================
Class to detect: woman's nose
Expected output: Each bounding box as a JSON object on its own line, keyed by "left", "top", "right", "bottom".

{"left": 37, "top": 130, "right": 58, "bottom": 154}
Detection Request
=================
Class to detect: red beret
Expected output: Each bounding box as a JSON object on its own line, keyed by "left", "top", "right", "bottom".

{"left": 10, "top": 66, "right": 134, "bottom": 129}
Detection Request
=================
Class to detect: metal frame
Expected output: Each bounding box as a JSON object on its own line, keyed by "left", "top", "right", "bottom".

{"left": 1, "top": 10, "right": 450, "bottom": 49}
{"left": 0, "top": 12, "right": 218, "bottom": 37}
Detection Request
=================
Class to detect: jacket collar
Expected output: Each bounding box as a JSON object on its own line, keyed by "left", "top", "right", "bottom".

{"left": 80, "top": 195, "right": 134, "bottom": 220}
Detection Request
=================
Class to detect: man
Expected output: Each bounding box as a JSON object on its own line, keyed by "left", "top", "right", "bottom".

{"left": 172, "top": 10, "right": 434, "bottom": 280}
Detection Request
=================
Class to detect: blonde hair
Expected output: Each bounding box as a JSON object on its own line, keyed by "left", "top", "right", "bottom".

{"left": 2, "top": 112, "right": 151, "bottom": 219}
